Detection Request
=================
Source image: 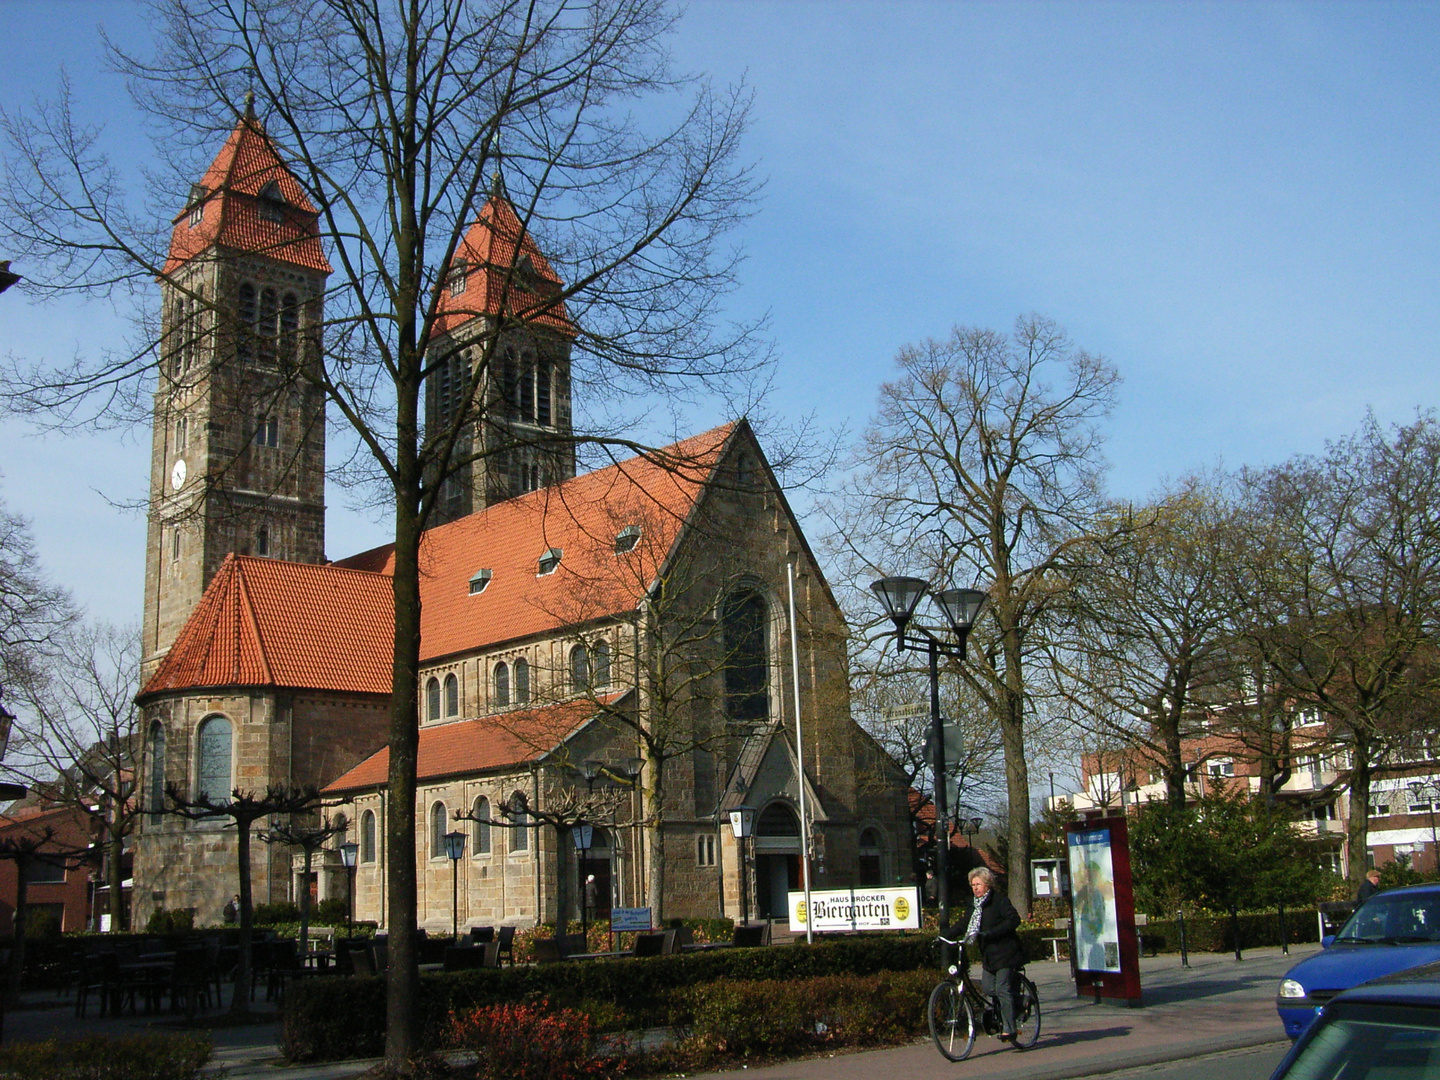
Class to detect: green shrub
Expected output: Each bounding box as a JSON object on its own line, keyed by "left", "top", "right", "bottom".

{"left": 281, "top": 933, "right": 938, "bottom": 1062}
{"left": 313, "top": 898, "right": 348, "bottom": 925}
{"left": 0, "top": 1034, "right": 211, "bottom": 1080}
{"left": 26, "top": 908, "right": 62, "bottom": 940}
{"left": 144, "top": 908, "right": 195, "bottom": 934}
{"left": 254, "top": 902, "right": 302, "bottom": 925}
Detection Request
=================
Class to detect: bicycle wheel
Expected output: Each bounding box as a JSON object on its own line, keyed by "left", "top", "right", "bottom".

{"left": 1012, "top": 975, "right": 1041, "bottom": 1048}
{"left": 928, "top": 980, "right": 978, "bottom": 1061}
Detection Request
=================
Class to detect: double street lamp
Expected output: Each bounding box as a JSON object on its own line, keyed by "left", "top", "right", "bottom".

{"left": 338, "top": 840, "right": 359, "bottom": 939}
{"left": 870, "top": 576, "right": 986, "bottom": 935}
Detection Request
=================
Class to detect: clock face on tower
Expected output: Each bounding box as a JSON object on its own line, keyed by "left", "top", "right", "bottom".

{"left": 170, "top": 458, "right": 187, "bottom": 490}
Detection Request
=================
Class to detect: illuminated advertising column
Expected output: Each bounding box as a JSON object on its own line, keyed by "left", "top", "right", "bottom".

{"left": 1066, "top": 816, "right": 1143, "bottom": 1006}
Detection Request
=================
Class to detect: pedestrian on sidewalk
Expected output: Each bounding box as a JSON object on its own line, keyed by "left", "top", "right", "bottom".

{"left": 948, "top": 867, "right": 1024, "bottom": 1042}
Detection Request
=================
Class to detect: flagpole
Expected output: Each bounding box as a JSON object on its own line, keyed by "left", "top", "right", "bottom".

{"left": 788, "top": 556, "right": 814, "bottom": 944}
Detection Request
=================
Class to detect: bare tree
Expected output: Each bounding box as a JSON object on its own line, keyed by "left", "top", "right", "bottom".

{"left": 1050, "top": 478, "right": 1241, "bottom": 808}
{"left": 6, "top": 622, "right": 140, "bottom": 930}
{"left": 164, "top": 782, "right": 323, "bottom": 1016}
{"left": 831, "top": 316, "right": 1119, "bottom": 915}
{"left": 2, "top": 1, "right": 761, "bottom": 1066}
{"left": 1231, "top": 412, "right": 1440, "bottom": 889}
{"left": 0, "top": 480, "right": 75, "bottom": 699}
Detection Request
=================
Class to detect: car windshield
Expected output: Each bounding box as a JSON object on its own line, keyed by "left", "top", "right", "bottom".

{"left": 1283, "top": 1003, "right": 1440, "bottom": 1080}
{"left": 1337, "top": 895, "right": 1440, "bottom": 943}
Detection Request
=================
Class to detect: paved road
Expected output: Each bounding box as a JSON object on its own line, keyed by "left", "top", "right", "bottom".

{"left": 5, "top": 945, "right": 1310, "bottom": 1080}
{"left": 685, "top": 947, "right": 1308, "bottom": 1080}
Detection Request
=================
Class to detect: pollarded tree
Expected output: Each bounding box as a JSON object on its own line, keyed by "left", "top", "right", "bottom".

{"left": 2, "top": 1, "right": 761, "bottom": 1066}
{"left": 832, "top": 316, "right": 1120, "bottom": 916}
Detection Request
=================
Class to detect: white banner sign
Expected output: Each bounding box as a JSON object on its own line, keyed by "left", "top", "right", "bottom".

{"left": 788, "top": 887, "right": 922, "bottom": 932}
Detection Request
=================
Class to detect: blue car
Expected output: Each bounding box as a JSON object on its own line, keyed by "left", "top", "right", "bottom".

{"left": 1277, "top": 884, "right": 1440, "bottom": 1040}
{"left": 1271, "top": 960, "right": 1440, "bottom": 1080}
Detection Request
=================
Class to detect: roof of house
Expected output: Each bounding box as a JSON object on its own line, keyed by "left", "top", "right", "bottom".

{"left": 165, "top": 109, "right": 332, "bottom": 276}
{"left": 325, "top": 691, "right": 627, "bottom": 793}
{"left": 139, "top": 556, "right": 396, "bottom": 698}
{"left": 336, "top": 422, "right": 737, "bottom": 663}
{"left": 141, "top": 423, "right": 739, "bottom": 697}
{"left": 434, "top": 183, "right": 575, "bottom": 337}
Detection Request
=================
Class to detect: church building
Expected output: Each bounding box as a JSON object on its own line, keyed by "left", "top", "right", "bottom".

{"left": 131, "top": 109, "right": 911, "bottom": 932}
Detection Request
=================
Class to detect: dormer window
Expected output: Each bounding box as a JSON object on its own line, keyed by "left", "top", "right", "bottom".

{"left": 468, "top": 568, "right": 492, "bottom": 595}
{"left": 448, "top": 265, "right": 468, "bottom": 297}
{"left": 187, "top": 184, "right": 207, "bottom": 227}
{"left": 257, "top": 180, "right": 286, "bottom": 223}
{"left": 614, "top": 524, "right": 642, "bottom": 554}
{"left": 537, "top": 547, "right": 562, "bottom": 576}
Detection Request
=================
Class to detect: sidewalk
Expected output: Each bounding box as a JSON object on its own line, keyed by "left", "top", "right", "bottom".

{"left": 1, "top": 945, "right": 1312, "bottom": 1080}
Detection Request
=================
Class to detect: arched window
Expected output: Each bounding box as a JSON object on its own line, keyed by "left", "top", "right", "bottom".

{"left": 592, "top": 640, "right": 611, "bottom": 690}
{"left": 723, "top": 590, "right": 769, "bottom": 721}
{"left": 859, "top": 827, "right": 883, "bottom": 887}
{"left": 513, "top": 658, "right": 530, "bottom": 704}
{"left": 494, "top": 662, "right": 510, "bottom": 707}
{"left": 430, "top": 801, "right": 449, "bottom": 858}
{"left": 444, "top": 673, "right": 459, "bottom": 717}
{"left": 360, "top": 810, "right": 376, "bottom": 863}
{"left": 472, "top": 796, "right": 491, "bottom": 855}
{"left": 425, "top": 677, "right": 441, "bottom": 721}
{"left": 237, "top": 283, "right": 257, "bottom": 361}
{"left": 756, "top": 801, "right": 799, "bottom": 837}
{"left": 258, "top": 288, "right": 278, "bottom": 362}
{"left": 570, "top": 644, "right": 590, "bottom": 693}
{"left": 508, "top": 792, "right": 529, "bottom": 852}
{"left": 147, "top": 721, "right": 166, "bottom": 820}
{"left": 195, "top": 715, "right": 233, "bottom": 805}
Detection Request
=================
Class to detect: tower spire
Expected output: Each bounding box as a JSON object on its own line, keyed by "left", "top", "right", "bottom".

{"left": 243, "top": 90, "right": 256, "bottom": 120}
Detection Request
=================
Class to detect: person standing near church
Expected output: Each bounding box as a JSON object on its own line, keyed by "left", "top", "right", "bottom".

{"left": 223, "top": 894, "right": 240, "bottom": 924}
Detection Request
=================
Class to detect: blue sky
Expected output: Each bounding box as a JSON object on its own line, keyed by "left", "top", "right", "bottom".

{"left": 3, "top": 1, "right": 1438, "bottom": 629}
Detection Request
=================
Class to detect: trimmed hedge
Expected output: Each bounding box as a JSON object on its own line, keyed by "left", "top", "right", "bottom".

{"left": 0, "top": 1034, "right": 211, "bottom": 1080}
{"left": 281, "top": 933, "right": 937, "bottom": 1062}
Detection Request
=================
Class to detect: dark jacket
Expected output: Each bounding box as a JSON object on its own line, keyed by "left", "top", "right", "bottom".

{"left": 1357, "top": 877, "right": 1380, "bottom": 903}
{"left": 951, "top": 887, "right": 1024, "bottom": 972}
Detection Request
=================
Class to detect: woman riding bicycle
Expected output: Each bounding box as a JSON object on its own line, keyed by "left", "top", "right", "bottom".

{"left": 949, "top": 866, "right": 1024, "bottom": 1041}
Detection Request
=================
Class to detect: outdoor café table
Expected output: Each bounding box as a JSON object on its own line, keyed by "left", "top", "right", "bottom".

{"left": 567, "top": 951, "right": 628, "bottom": 961}
{"left": 302, "top": 950, "right": 335, "bottom": 971}
{"left": 116, "top": 955, "right": 175, "bottom": 1014}
{"left": 680, "top": 942, "right": 731, "bottom": 952}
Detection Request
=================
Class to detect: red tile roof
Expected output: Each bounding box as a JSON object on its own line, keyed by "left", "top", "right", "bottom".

{"left": 139, "top": 556, "right": 394, "bottom": 698}
{"left": 435, "top": 191, "right": 575, "bottom": 337}
{"left": 165, "top": 112, "right": 331, "bottom": 275}
{"left": 325, "top": 692, "right": 627, "bottom": 792}
{"left": 335, "top": 423, "right": 737, "bottom": 662}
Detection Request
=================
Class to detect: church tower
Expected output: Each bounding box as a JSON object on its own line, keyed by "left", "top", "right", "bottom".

{"left": 425, "top": 177, "right": 576, "bottom": 526}
{"left": 141, "top": 104, "right": 332, "bottom": 681}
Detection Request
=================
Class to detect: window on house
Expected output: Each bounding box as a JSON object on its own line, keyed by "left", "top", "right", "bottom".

{"left": 472, "top": 796, "right": 491, "bottom": 855}
{"left": 147, "top": 721, "right": 166, "bottom": 820}
{"left": 425, "top": 677, "right": 441, "bottom": 721}
{"left": 171, "top": 528, "right": 181, "bottom": 564}
{"left": 570, "top": 644, "right": 590, "bottom": 693}
{"left": 592, "top": 639, "right": 611, "bottom": 690}
{"left": 196, "top": 715, "right": 233, "bottom": 805}
{"left": 502, "top": 349, "right": 519, "bottom": 418}
{"left": 254, "top": 416, "right": 278, "bottom": 448}
{"left": 1374, "top": 802, "right": 1392, "bottom": 817}
{"left": 22, "top": 858, "right": 66, "bottom": 885}
{"left": 494, "top": 662, "right": 510, "bottom": 707}
{"left": 237, "top": 282, "right": 257, "bottom": 362}
{"left": 279, "top": 293, "right": 299, "bottom": 366}
{"left": 360, "top": 810, "right": 376, "bottom": 863}
{"left": 514, "top": 658, "right": 529, "bottom": 705}
{"left": 175, "top": 415, "right": 188, "bottom": 451}
{"left": 1314, "top": 802, "right": 1337, "bottom": 822}
{"left": 614, "top": 525, "right": 642, "bottom": 554}
{"left": 257, "top": 287, "right": 278, "bottom": 363}
{"left": 508, "top": 793, "right": 528, "bottom": 852}
{"left": 469, "top": 569, "right": 492, "bottom": 595}
{"left": 519, "top": 360, "right": 534, "bottom": 420}
{"left": 1206, "top": 758, "right": 1234, "bottom": 779}
{"left": 696, "top": 834, "right": 716, "bottom": 867}
{"left": 449, "top": 266, "right": 467, "bottom": 297}
{"left": 537, "top": 547, "right": 562, "bottom": 575}
{"left": 723, "top": 589, "right": 768, "bottom": 722}
{"left": 187, "top": 184, "right": 206, "bottom": 227}
{"left": 444, "top": 673, "right": 459, "bottom": 717}
{"left": 430, "top": 801, "right": 448, "bottom": 858}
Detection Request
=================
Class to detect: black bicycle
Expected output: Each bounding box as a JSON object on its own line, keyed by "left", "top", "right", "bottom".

{"left": 928, "top": 935, "right": 1041, "bottom": 1060}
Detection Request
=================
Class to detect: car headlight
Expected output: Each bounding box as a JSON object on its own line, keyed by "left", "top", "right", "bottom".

{"left": 1279, "top": 979, "right": 1306, "bottom": 999}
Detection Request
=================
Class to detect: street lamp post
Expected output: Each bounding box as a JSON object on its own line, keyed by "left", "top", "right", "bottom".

{"left": 444, "top": 831, "right": 466, "bottom": 940}
{"left": 338, "top": 841, "right": 359, "bottom": 940}
{"left": 572, "top": 822, "right": 594, "bottom": 939}
{"left": 1409, "top": 781, "right": 1440, "bottom": 874}
{"left": 620, "top": 756, "right": 645, "bottom": 909}
{"left": 730, "top": 805, "right": 756, "bottom": 925}
{"left": 870, "top": 577, "right": 986, "bottom": 940}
